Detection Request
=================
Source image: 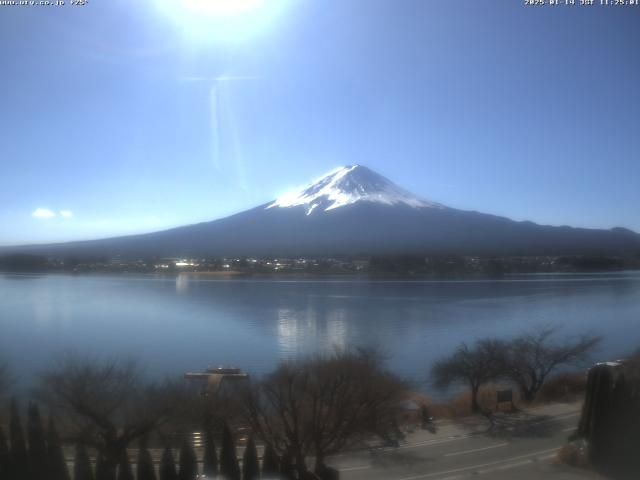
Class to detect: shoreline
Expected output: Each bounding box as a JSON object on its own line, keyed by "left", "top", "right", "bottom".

{"left": 2, "top": 269, "right": 639, "bottom": 281}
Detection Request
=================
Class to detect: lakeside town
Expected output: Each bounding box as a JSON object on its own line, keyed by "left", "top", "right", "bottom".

{"left": 2, "top": 253, "right": 639, "bottom": 275}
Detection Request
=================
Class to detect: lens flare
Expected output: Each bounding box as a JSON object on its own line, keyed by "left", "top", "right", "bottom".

{"left": 154, "top": 0, "right": 288, "bottom": 44}
{"left": 182, "top": 0, "right": 264, "bottom": 14}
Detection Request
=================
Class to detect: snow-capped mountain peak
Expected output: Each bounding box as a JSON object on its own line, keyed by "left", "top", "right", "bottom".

{"left": 266, "top": 165, "right": 443, "bottom": 215}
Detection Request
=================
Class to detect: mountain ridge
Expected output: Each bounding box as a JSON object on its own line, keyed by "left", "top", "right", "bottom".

{"left": 2, "top": 165, "right": 639, "bottom": 258}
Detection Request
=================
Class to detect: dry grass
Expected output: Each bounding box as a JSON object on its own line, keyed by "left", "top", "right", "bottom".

{"left": 534, "top": 372, "right": 587, "bottom": 404}
{"left": 424, "top": 373, "right": 587, "bottom": 420}
{"left": 429, "top": 384, "right": 520, "bottom": 419}
{"left": 556, "top": 442, "right": 589, "bottom": 468}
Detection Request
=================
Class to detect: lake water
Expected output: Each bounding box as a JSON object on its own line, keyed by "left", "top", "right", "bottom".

{"left": 1, "top": 272, "right": 639, "bottom": 391}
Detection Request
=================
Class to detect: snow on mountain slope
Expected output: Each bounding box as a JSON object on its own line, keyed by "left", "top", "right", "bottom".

{"left": 266, "top": 165, "right": 444, "bottom": 215}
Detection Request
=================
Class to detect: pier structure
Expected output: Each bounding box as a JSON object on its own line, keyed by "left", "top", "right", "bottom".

{"left": 184, "top": 366, "right": 250, "bottom": 395}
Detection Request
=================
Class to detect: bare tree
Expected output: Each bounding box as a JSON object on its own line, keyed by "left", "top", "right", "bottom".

{"left": 505, "top": 327, "right": 600, "bottom": 402}
{"left": 37, "top": 354, "right": 189, "bottom": 477}
{"left": 431, "top": 339, "right": 507, "bottom": 414}
{"left": 242, "top": 348, "right": 410, "bottom": 477}
{"left": 0, "top": 362, "right": 11, "bottom": 400}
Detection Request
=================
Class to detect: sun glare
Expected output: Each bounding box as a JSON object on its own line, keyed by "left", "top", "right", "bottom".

{"left": 182, "top": 0, "right": 264, "bottom": 14}
{"left": 154, "top": 0, "right": 287, "bottom": 44}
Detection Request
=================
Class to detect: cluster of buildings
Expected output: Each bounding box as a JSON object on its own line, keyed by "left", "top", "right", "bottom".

{"left": 6, "top": 253, "right": 636, "bottom": 274}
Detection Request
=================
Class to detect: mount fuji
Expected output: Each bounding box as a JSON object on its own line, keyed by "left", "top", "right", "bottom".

{"left": 6, "top": 165, "right": 640, "bottom": 258}
{"left": 266, "top": 165, "right": 443, "bottom": 214}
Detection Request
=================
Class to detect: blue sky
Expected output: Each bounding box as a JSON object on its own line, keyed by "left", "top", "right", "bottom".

{"left": 1, "top": 0, "right": 639, "bottom": 245}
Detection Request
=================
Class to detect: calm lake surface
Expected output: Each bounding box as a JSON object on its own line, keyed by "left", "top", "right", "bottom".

{"left": 1, "top": 272, "right": 639, "bottom": 390}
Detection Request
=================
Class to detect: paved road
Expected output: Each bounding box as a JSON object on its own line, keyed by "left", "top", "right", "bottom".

{"left": 61, "top": 402, "right": 601, "bottom": 479}
{"left": 328, "top": 402, "right": 603, "bottom": 480}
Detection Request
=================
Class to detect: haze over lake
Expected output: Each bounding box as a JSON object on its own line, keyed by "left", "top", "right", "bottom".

{"left": 2, "top": 272, "right": 639, "bottom": 390}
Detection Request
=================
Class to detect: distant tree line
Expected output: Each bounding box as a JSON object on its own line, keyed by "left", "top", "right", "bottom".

{"left": 0, "top": 254, "right": 49, "bottom": 272}
{"left": 369, "top": 254, "right": 640, "bottom": 276}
